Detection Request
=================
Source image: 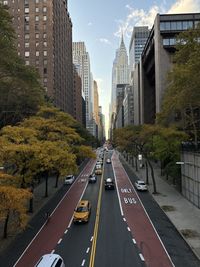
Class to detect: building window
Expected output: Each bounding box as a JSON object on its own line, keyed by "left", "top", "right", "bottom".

{"left": 43, "top": 15, "right": 47, "bottom": 21}
{"left": 35, "top": 16, "right": 39, "bottom": 22}
{"left": 25, "top": 34, "right": 29, "bottom": 39}
{"left": 25, "top": 61, "right": 30, "bottom": 65}
{"left": 43, "top": 7, "right": 47, "bottom": 12}
{"left": 36, "top": 51, "right": 39, "bottom": 56}
{"left": 25, "top": 16, "right": 29, "bottom": 22}
{"left": 25, "top": 24, "right": 29, "bottom": 31}
{"left": 43, "top": 68, "right": 47, "bottom": 74}
{"left": 36, "top": 42, "right": 39, "bottom": 47}
{"left": 3, "top": 1, "right": 8, "bottom": 5}
{"left": 43, "top": 51, "right": 47, "bottom": 56}
{"left": 44, "top": 59, "right": 47, "bottom": 65}
{"left": 35, "top": 33, "right": 39, "bottom": 38}
{"left": 44, "top": 78, "right": 47, "bottom": 83}
{"left": 43, "top": 41, "right": 47, "bottom": 47}
{"left": 24, "top": 8, "right": 29, "bottom": 13}
{"left": 35, "top": 0, "right": 39, "bottom": 3}
{"left": 25, "top": 51, "right": 30, "bottom": 57}
{"left": 25, "top": 42, "right": 29, "bottom": 48}
{"left": 43, "top": 33, "right": 47, "bottom": 38}
{"left": 35, "top": 7, "right": 39, "bottom": 12}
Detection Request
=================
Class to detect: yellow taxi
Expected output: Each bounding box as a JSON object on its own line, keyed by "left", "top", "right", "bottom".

{"left": 73, "top": 200, "right": 91, "bottom": 223}
{"left": 95, "top": 168, "right": 102, "bottom": 175}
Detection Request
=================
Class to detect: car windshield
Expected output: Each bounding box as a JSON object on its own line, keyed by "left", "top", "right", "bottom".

{"left": 138, "top": 181, "right": 145, "bottom": 185}
{"left": 66, "top": 176, "right": 73, "bottom": 180}
{"left": 76, "top": 206, "right": 88, "bottom": 212}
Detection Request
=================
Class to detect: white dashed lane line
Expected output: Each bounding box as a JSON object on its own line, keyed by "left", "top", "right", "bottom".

{"left": 81, "top": 259, "right": 86, "bottom": 266}
{"left": 139, "top": 253, "right": 145, "bottom": 261}
{"left": 64, "top": 229, "right": 68, "bottom": 234}
{"left": 127, "top": 227, "right": 131, "bottom": 232}
{"left": 123, "top": 217, "right": 126, "bottom": 222}
{"left": 51, "top": 249, "right": 55, "bottom": 254}
{"left": 132, "top": 238, "right": 136, "bottom": 244}
{"left": 86, "top": 247, "right": 90, "bottom": 253}
{"left": 90, "top": 236, "right": 93, "bottom": 241}
{"left": 57, "top": 238, "right": 62, "bottom": 244}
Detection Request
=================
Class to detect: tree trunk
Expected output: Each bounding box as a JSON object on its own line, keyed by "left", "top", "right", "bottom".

{"left": 55, "top": 172, "right": 59, "bottom": 188}
{"left": 44, "top": 172, "right": 49, "bottom": 198}
{"left": 135, "top": 157, "right": 138, "bottom": 172}
{"left": 3, "top": 211, "right": 10, "bottom": 239}
{"left": 148, "top": 160, "right": 157, "bottom": 194}
{"left": 145, "top": 160, "right": 149, "bottom": 185}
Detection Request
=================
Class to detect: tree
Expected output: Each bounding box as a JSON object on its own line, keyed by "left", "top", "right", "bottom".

{"left": 0, "top": 4, "right": 45, "bottom": 128}
{"left": 0, "top": 184, "right": 31, "bottom": 238}
{"left": 157, "top": 24, "right": 200, "bottom": 145}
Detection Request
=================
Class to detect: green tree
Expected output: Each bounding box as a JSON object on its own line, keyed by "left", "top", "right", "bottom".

{"left": 157, "top": 24, "right": 200, "bottom": 145}
{"left": 0, "top": 4, "right": 44, "bottom": 128}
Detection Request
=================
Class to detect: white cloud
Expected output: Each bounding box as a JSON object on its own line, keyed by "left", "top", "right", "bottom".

{"left": 115, "top": 0, "right": 200, "bottom": 39}
{"left": 99, "top": 38, "right": 112, "bottom": 45}
{"left": 168, "top": 0, "right": 200, "bottom": 13}
{"left": 88, "top": 22, "right": 92, "bottom": 26}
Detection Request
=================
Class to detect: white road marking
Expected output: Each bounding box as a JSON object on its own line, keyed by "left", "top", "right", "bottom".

{"left": 81, "top": 259, "right": 86, "bottom": 266}
{"left": 139, "top": 253, "right": 145, "bottom": 261}
{"left": 64, "top": 229, "right": 68, "bottom": 234}
{"left": 68, "top": 217, "right": 73, "bottom": 228}
{"left": 132, "top": 238, "right": 136, "bottom": 244}
{"left": 51, "top": 249, "right": 55, "bottom": 254}
{"left": 123, "top": 217, "right": 126, "bottom": 222}
{"left": 127, "top": 227, "right": 131, "bottom": 231}
{"left": 90, "top": 236, "right": 93, "bottom": 241}
{"left": 57, "top": 238, "right": 62, "bottom": 244}
{"left": 86, "top": 247, "right": 90, "bottom": 253}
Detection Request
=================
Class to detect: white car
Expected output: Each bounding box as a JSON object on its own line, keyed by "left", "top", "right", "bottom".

{"left": 106, "top": 158, "right": 111, "bottom": 164}
{"left": 35, "top": 253, "right": 65, "bottom": 267}
{"left": 135, "top": 180, "right": 148, "bottom": 191}
{"left": 96, "top": 164, "right": 101, "bottom": 169}
{"left": 64, "top": 175, "right": 75, "bottom": 185}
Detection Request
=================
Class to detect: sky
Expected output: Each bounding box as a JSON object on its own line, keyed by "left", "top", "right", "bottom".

{"left": 68, "top": 0, "right": 200, "bottom": 137}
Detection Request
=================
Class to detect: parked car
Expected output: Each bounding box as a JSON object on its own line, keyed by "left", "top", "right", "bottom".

{"left": 96, "top": 164, "right": 101, "bottom": 169}
{"left": 89, "top": 174, "right": 97, "bottom": 183}
{"left": 106, "top": 158, "right": 111, "bottom": 164}
{"left": 64, "top": 175, "right": 75, "bottom": 185}
{"left": 104, "top": 178, "right": 115, "bottom": 190}
{"left": 135, "top": 180, "right": 148, "bottom": 191}
{"left": 35, "top": 253, "right": 65, "bottom": 267}
{"left": 73, "top": 200, "right": 91, "bottom": 223}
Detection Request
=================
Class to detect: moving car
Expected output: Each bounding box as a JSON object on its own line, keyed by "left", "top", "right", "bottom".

{"left": 73, "top": 200, "right": 91, "bottom": 223}
{"left": 96, "top": 163, "right": 101, "bottom": 169}
{"left": 64, "top": 175, "right": 75, "bottom": 185}
{"left": 135, "top": 180, "right": 148, "bottom": 191}
{"left": 106, "top": 158, "right": 111, "bottom": 164}
{"left": 95, "top": 168, "right": 102, "bottom": 175}
{"left": 104, "top": 178, "right": 115, "bottom": 190}
{"left": 89, "top": 174, "right": 97, "bottom": 183}
{"left": 35, "top": 253, "right": 65, "bottom": 267}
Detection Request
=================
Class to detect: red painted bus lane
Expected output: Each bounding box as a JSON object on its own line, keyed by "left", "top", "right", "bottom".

{"left": 112, "top": 152, "right": 174, "bottom": 267}
{"left": 14, "top": 159, "right": 96, "bottom": 267}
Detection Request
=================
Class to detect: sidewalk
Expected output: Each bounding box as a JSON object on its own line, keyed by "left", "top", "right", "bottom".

{"left": 121, "top": 155, "right": 200, "bottom": 260}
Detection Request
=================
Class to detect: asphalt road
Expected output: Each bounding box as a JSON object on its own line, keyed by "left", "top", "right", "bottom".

{"left": 120, "top": 155, "right": 200, "bottom": 267}
{"left": 2, "top": 150, "right": 200, "bottom": 267}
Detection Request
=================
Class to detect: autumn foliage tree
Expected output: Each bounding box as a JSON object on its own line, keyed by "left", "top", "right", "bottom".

{"left": 157, "top": 24, "right": 200, "bottom": 145}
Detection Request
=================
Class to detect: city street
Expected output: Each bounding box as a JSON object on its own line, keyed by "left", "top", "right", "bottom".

{"left": 0, "top": 150, "right": 196, "bottom": 267}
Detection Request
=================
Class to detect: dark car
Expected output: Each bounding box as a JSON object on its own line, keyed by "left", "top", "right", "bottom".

{"left": 104, "top": 178, "right": 115, "bottom": 190}
{"left": 89, "top": 174, "right": 97, "bottom": 183}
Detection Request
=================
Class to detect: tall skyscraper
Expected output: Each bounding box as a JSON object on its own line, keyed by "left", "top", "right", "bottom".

{"left": 129, "top": 26, "right": 149, "bottom": 71}
{"left": 110, "top": 35, "right": 129, "bottom": 135}
{"left": 3, "top": 0, "right": 74, "bottom": 115}
{"left": 111, "top": 35, "right": 129, "bottom": 114}
{"left": 72, "top": 42, "right": 93, "bottom": 131}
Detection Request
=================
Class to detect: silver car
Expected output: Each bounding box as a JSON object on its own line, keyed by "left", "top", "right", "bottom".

{"left": 64, "top": 175, "right": 75, "bottom": 185}
{"left": 135, "top": 180, "right": 148, "bottom": 191}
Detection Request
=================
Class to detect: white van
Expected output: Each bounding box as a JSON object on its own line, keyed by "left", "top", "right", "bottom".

{"left": 35, "top": 254, "right": 65, "bottom": 267}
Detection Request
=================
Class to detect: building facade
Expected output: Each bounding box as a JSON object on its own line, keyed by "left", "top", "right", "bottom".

{"left": 73, "top": 66, "right": 82, "bottom": 124}
{"left": 4, "top": 0, "right": 74, "bottom": 115}
{"left": 134, "top": 13, "right": 200, "bottom": 125}
{"left": 123, "top": 85, "right": 134, "bottom": 126}
{"left": 72, "top": 42, "right": 93, "bottom": 132}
